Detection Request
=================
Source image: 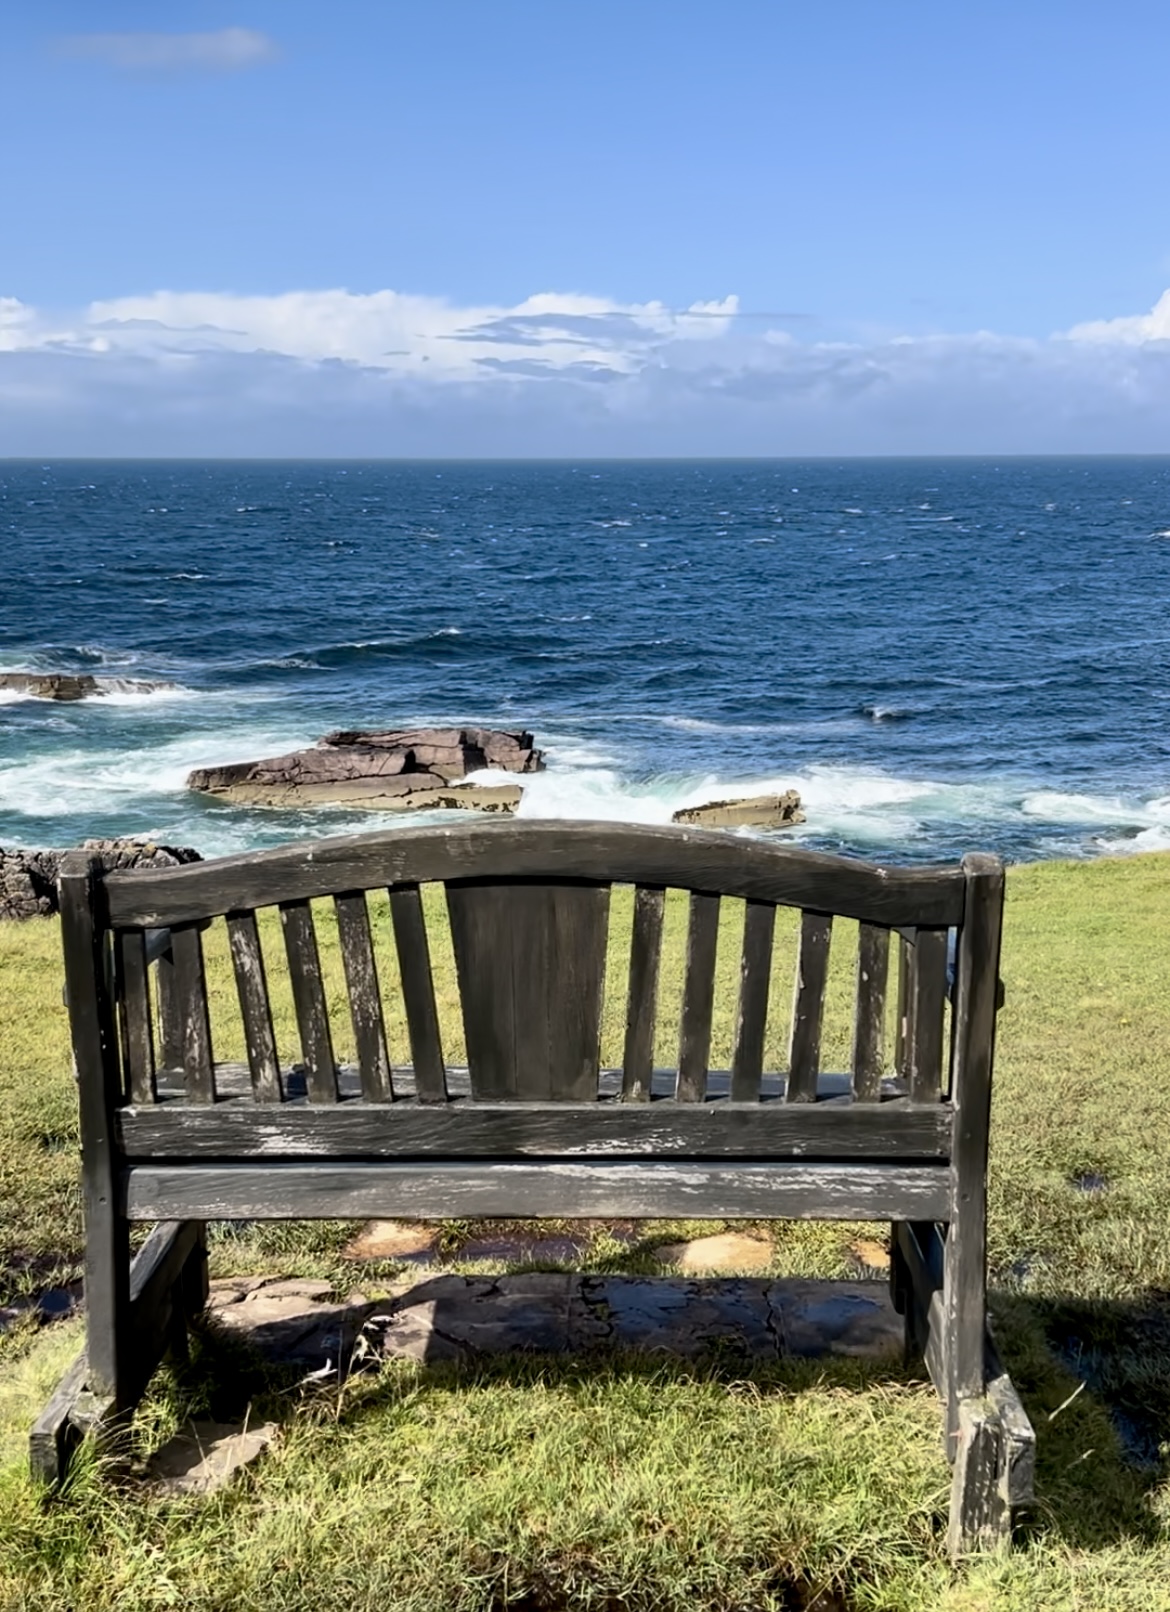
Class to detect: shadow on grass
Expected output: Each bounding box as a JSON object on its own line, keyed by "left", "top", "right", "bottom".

{"left": 146, "top": 1275, "right": 1170, "bottom": 1570}
{"left": 985, "top": 1289, "right": 1170, "bottom": 1551}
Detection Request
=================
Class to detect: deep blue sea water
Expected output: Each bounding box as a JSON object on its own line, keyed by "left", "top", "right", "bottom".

{"left": 4, "top": 458, "right": 1170, "bottom": 865}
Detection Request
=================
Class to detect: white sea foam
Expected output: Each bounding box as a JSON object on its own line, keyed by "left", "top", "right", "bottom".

{"left": 0, "top": 723, "right": 313, "bottom": 820}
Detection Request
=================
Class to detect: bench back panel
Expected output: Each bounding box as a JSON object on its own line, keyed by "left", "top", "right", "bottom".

{"left": 93, "top": 822, "right": 966, "bottom": 1116}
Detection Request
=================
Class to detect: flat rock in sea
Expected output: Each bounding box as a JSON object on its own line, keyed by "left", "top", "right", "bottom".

{"left": 673, "top": 790, "right": 805, "bottom": 829}
{"left": 0, "top": 672, "right": 175, "bottom": 701}
{"left": 186, "top": 726, "right": 539, "bottom": 812}
{"left": 320, "top": 726, "right": 543, "bottom": 777}
{"left": 0, "top": 838, "right": 201, "bottom": 921}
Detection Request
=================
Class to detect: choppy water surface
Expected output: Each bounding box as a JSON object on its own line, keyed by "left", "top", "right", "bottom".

{"left": 3, "top": 457, "right": 1170, "bottom": 863}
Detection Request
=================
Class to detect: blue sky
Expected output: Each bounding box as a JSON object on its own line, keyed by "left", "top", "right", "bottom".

{"left": 3, "top": 1, "right": 1170, "bottom": 454}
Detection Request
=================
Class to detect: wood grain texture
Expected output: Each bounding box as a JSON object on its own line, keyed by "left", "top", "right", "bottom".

{"left": 389, "top": 884, "right": 447, "bottom": 1102}
{"left": 907, "top": 927, "right": 950, "bottom": 1103}
{"left": 225, "top": 911, "right": 282, "bottom": 1102}
{"left": 851, "top": 923, "right": 890, "bottom": 1101}
{"left": 279, "top": 900, "right": 337, "bottom": 1102}
{"left": 334, "top": 892, "right": 392, "bottom": 1102}
{"left": 787, "top": 912, "right": 833, "bottom": 1101}
{"left": 894, "top": 934, "right": 911, "bottom": 1079}
{"left": 167, "top": 925, "right": 215, "bottom": 1104}
{"left": 125, "top": 1219, "right": 203, "bottom": 1383}
{"left": 28, "top": 1351, "right": 88, "bottom": 1485}
{"left": 123, "top": 1158, "right": 954, "bottom": 1223}
{"left": 118, "top": 1095, "right": 954, "bottom": 1159}
{"left": 105, "top": 819, "right": 966, "bottom": 930}
{"left": 946, "top": 1399, "right": 1011, "bottom": 1557}
{"left": 677, "top": 892, "right": 720, "bottom": 1101}
{"left": 984, "top": 1336, "right": 1036, "bottom": 1505}
{"left": 621, "top": 884, "right": 665, "bottom": 1100}
{"left": 153, "top": 944, "right": 185, "bottom": 1073}
{"left": 155, "top": 1060, "right": 917, "bottom": 1105}
{"left": 447, "top": 879, "right": 610, "bottom": 1101}
{"left": 114, "top": 929, "right": 155, "bottom": 1104}
{"left": 59, "top": 852, "right": 130, "bottom": 1401}
{"left": 945, "top": 854, "right": 1005, "bottom": 1403}
{"left": 731, "top": 899, "right": 776, "bottom": 1101}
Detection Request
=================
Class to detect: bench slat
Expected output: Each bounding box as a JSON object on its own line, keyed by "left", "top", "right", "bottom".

{"left": 447, "top": 880, "right": 609, "bottom": 1101}
{"left": 123, "top": 1158, "right": 955, "bottom": 1224}
{"left": 226, "top": 911, "right": 283, "bottom": 1103}
{"left": 851, "top": 923, "right": 890, "bottom": 1101}
{"left": 279, "top": 901, "right": 337, "bottom": 1102}
{"left": 169, "top": 926, "right": 215, "bottom": 1103}
{"left": 787, "top": 912, "right": 833, "bottom": 1102}
{"left": 907, "top": 928, "right": 950, "bottom": 1102}
{"left": 677, "top": 892, "right": 720, "bottom": 1101}
{"left": 118, "top": 1095, "right": 954, "bottom": 1159}
{"left": 622, "top": 884, "right": 665, "bottom": 1101}
{"left": 731, "top": 899, "right": 776, "bottom": 1102}
{"left": 334, "top": 893, "right": 392, "bottom": 1103}
{"left": 115, "top": 929, "right": 156, "bottom": 1104}
{"left": 389, "top": 884, "right": 447, "bottom": 1103}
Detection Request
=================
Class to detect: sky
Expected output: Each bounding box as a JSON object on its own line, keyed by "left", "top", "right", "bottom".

{"left": 3, "top": 1, "right": 1170, "bottom": 456}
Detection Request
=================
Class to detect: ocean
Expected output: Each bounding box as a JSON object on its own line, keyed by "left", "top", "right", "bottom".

{"left": 3, "top": 457, "right": 1170, "bottom": 866}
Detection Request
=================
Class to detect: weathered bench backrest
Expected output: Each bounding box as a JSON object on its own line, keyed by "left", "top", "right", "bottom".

{"left": 80, "top": 821, "right": 975, "bottom": 1115}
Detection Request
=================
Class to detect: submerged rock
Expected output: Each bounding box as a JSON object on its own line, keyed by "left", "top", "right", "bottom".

{"left": 672, "top": 790, "right": 805, "bottom": 829}
{"left": 0, "top": 672, "right": 175, "bottom": 701}
{"left": 186, "top": 726, "right": 539, "bottom": 812}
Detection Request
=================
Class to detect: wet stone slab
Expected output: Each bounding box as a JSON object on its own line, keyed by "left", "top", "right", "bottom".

{"left": 205, "top": 1274, "right": 903, "bottom": 1373}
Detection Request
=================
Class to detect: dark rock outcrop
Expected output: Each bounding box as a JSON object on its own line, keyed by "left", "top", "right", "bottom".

{"left": 0, "top": 839, "right": 201, "bottom": 921}
{"left": 672, "top": 790, "right": 805, "bottom": 830}
{"left": 0, "top": 673, "right": 176, "bottom": 701}
{"left": 320, "top": 727, "right": 543, "bottom": 778}
{"left": 186, "top": 727, "right": 540, "bottom": 812}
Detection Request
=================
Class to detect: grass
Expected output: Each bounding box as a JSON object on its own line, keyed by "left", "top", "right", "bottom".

{"left": 2, "top": 853, "right": 1170, "bottom": 1607}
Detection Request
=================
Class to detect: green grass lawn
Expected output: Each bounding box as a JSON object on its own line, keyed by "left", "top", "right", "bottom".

{"left": 3, "top": 854, "right": 1170, "bottom": 1609}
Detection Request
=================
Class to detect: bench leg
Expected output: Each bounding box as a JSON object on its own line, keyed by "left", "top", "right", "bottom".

{"left": 29, "top": 1220, "right": 208, "bottom": 1487}
{"left": 947, "top": 1397, "right": 1012, "bottom": 1556}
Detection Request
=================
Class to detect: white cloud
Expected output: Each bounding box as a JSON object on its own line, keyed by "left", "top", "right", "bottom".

{"left": 59, "top": 29, "right": 278, "bottom": 74}
{"left": 1, "top": 284, "right": 1169, "bottom": 455}
{"left": 1066, "top": 288, "right": 1170, "bottom": 345}
{"left": 3, "top": 289, "right": 742, "bottom": 377}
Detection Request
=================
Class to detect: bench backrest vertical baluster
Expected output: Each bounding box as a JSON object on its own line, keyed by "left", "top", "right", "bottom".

{"left": 787, "top": 912, "right": 833, "bottom": 1102}
{"left": 730, "top": 899, "right": 776, "bottom": 1101}
{"left": 906, "top": 927, "right": 950, "bottom": 1102}
{"left": 622, "top": 884, "right": 665, "bottom": 1101}
{"left": 676, "top": 891, "right": 720, "bottom": 1101}
{"left": 851, "top": 923, "right": 891, "bottom": 1101}
{"left": 447, "top": 879, "right": 610, "bottom": 1100}
{"left": 279, "top": 899, "right": 337, "bottom": 1102}
{"left": 114, "top": 929, "right": 156, "bottom": 1104}
{"left": 226, "top": 910, "right": 283, "bottom": 1103}
{"left": 894, "top": 933, "right": 912, "bottom": 1079}
{"left": 334, "top": 892, "right": 393, "bottom": 1102}
{"left": 389, "top": 884, "right": 447, "bottom": 1102}
{"left": 168, "top": 924, "right": 215, "bottom": 1103}
{"left": 153, "top": 943, "right": 184, "bottom": 1074}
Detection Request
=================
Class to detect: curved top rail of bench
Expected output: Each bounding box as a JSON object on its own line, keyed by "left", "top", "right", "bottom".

{"left": 94, "top": 819, "right": 971, "bottom": 930}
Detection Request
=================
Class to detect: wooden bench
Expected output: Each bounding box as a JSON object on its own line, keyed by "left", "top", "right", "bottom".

{"left": 33, "top": 819, "right": 1034, "bottom": 1553}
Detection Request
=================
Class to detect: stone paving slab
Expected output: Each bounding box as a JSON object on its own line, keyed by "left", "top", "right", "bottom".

{"left": 204, "top": 1273, "right": 903, "bottom": 1374}
{"left": 147, "top": 1419, "right": 278, "bottom": 1494}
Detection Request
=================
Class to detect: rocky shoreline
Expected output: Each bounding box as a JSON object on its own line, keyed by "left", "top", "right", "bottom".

{"left": 0, "top": 840, "right": 201, "bottom": 921}
{"left": 2, "top": 728, "right": 806, "bottom": 919}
